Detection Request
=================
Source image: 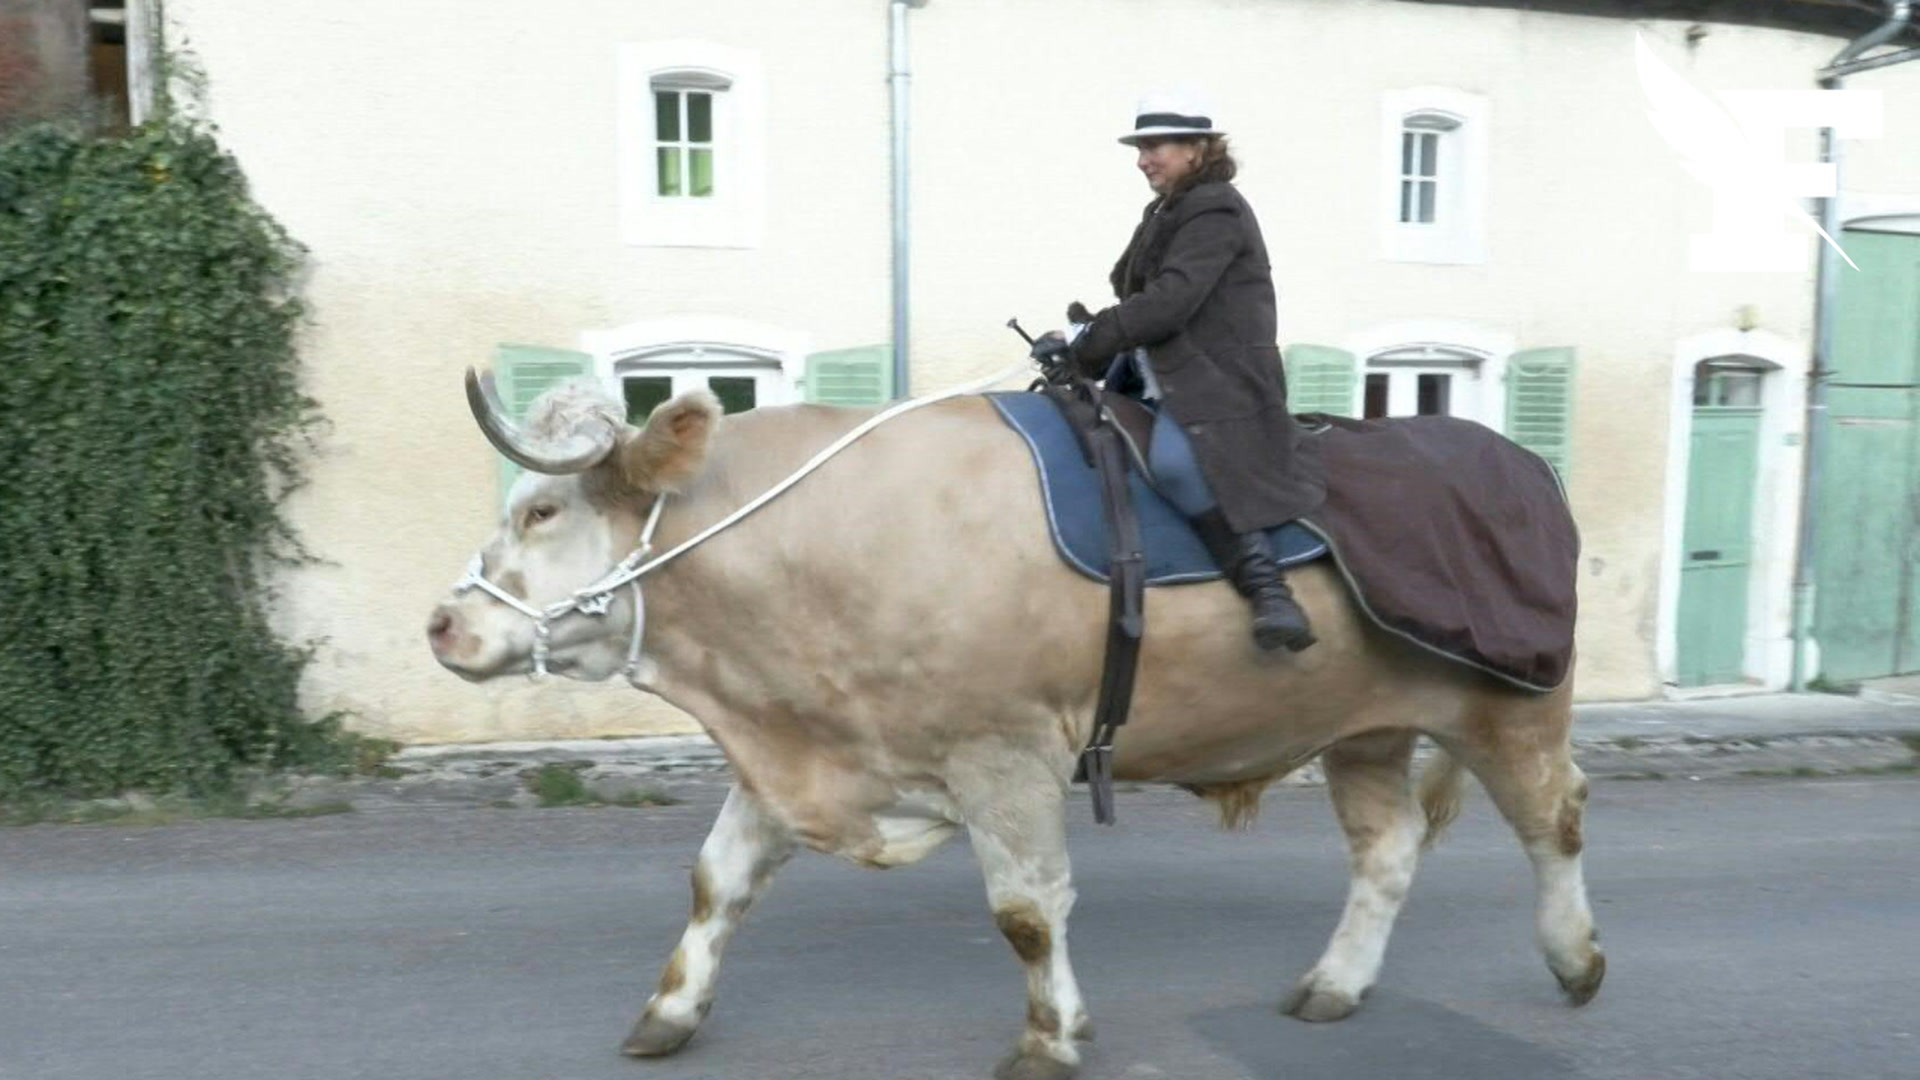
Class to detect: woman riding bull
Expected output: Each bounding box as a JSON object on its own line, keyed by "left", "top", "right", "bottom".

{"left": 1032, "top": 92, "right": 1326, "bottom": 652}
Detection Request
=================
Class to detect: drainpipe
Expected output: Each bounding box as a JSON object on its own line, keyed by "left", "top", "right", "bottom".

{"left": 1790, "top": 0, "right": 1913, "bottom": 691}
{"left": 888, "top": 1, "right": 928, "bottom": 400}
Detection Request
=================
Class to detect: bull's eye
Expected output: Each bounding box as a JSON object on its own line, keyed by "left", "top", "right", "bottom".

{"left": 526, "top": 504, "right": 559, "bottom": 526}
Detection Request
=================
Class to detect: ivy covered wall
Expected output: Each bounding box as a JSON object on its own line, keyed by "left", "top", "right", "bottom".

{"left": 0, "top": 118, "right": 355, "bottom": 798}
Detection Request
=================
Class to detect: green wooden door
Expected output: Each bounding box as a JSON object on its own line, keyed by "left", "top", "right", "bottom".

{"left": 1814, "top": 230, "right": 1920, "bottom": 683}
{"left": 1677, "top": 405, "right": 1762, "bottom": 686}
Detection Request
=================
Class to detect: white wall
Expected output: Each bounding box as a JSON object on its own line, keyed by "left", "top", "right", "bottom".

{"left": 163, "top": 0, "right": 1920, "bottom": 738}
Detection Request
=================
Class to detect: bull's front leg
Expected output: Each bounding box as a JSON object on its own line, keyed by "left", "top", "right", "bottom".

{"left": 622, "top": 783, "right": 795, "bottom": 1057}
{"left": 964, "top": 777, "right": 1091, "bottom": 1080}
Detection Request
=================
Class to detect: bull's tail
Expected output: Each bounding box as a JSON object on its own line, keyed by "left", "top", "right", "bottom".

{"left": 1415, "top": 744, "right": 1468, "bottom": 849}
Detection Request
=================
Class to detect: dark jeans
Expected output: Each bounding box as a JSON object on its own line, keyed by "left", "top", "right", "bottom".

{"left": 1104, "top": 350, "right": 1220, "bottom": 518}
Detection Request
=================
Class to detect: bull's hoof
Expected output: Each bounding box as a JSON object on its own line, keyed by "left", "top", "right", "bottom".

{"left": 1072, "top": 1017, "right": 1096, "bottom": 1042}
{"left": 620, "top": 1012, "right": 699, "bottom": 1058}
{"left": 1281, "top": 978, "right": 1361, "bottom": 1023}
{"left": 994, "top": 1050, "right": 1078, "bottom": 1080}
{"left": 1554, "top": 949, "right": 1607, "bottom": 1006}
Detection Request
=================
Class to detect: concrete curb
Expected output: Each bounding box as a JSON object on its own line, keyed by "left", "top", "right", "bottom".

{"left": 387, "top": 729, "right": 1919, "bottom": 783}
{"left": 1568, "top": 731, "right": 1917, "bottom": 781}
{"left": 302, "top": 695, "right": 1915, "bottom": 812}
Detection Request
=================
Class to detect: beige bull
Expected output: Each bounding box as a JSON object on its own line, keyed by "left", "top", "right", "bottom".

{"left": 427, "top": 374, "right": 1605, "bottom": 1080}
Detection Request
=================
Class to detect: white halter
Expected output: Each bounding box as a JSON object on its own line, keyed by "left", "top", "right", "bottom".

{"left": 451, "top": 359, "right": 1030, "bottom": 686}
{"left": 450, "top": 493, "right": 668, "bottom": 681}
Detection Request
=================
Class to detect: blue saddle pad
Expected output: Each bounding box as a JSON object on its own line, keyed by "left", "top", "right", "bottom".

{"left": 987, "top": 391, "right": 1327, "bottom": 585}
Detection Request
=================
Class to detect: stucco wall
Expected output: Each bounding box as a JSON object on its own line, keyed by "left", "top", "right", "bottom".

{"left": 163, "top": 0, "right": 1920, "bottom": 740}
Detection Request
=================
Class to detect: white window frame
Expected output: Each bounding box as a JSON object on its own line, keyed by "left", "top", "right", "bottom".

{"left": 1381, "top": 88, "right": 1488, "bottom": 265}
{"left": 1362, "top": 346, "right": 1487, "bottom": 423}
{"left": 579, "top": 315, "right": 807, "bottom": 418}
{"left": 618, "top": 41, "right": 765, "bottom": 249}
{"left": 122, "top": 0, "right": 155, "bottom": 124}
{"left": 650, "top": 74, "right": 727, "bottom": 200}
{"left": 1345, "top": 320, "right": 1514, "bottom": 431}
{"left": 1398, "top": 114, "right": 1454, "bottom": 225}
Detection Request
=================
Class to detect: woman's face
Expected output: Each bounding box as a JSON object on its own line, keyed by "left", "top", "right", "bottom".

{"left": 1135, "top": 137, "right": 1202, "bottom": 194}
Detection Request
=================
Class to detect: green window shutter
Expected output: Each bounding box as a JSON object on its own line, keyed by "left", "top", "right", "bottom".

{"left": 802, "top": 345, "right": 894, "bottom": 405}
{"left": 1283, "top": 344, "right": 1358, "bottom": 417}
{"left": 493, "top": 343, "right": 594, "bottom": 500}
{"left": 1506, "top": 346, "right": 1576, "bottom": 480}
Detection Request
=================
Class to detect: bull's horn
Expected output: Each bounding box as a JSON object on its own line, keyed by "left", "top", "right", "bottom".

{"left": 465, "top": 368, "right": 617, "bottom": 475}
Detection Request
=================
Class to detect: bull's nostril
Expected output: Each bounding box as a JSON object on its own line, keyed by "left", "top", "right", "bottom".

{"left": 428, "top": 611, "right": 454, "bottom": 643}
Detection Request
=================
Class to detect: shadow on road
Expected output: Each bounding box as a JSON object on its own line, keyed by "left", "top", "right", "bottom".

{"left": 1190, "top": 994, "right": 1576, "bottom": 1079}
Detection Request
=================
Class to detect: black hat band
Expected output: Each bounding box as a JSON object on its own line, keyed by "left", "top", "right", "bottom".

{"left": 1133, "top": 112, "right": 1213, "bottom": 131}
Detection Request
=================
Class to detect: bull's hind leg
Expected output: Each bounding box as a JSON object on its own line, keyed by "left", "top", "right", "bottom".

{"left": 1284, "top": 730, "right": 1427, "bottom": 1022}
{"left": 622, "top": 783, "right": 796, "bottom": 1057}
{"left": 962, "top": 772, "right": 1090, "bottom": 1080}
{"left": 1449, "top": 698, "right": 1606, "bottom": 1005}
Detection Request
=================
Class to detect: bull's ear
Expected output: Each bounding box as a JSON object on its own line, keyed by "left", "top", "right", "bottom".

{"left": 619, "top": 391, "right": 722, "bottom": 493}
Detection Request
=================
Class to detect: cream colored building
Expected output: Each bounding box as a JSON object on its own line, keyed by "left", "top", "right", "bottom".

{"left": 157, "top": 0, "right": 1920, "bottom": 742}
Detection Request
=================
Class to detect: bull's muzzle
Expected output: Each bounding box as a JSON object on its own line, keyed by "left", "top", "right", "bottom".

{"left": 426, "top": 603, "right": 497, "bottom": 681}
{"left": 426, "top": 605, "right": 459, "bottom": 655}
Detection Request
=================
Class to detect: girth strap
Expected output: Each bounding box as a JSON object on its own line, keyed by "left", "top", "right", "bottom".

{"left": 1043, "top": 380, "right": 1147, "bottom": 825}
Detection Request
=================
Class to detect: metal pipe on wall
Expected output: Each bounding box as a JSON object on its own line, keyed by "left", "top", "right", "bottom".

{"left": 888, "top": 1, "right": 926, "bottom": 400}
{"left": 1790, "top": 0, "right": 1912, "bottom": 691}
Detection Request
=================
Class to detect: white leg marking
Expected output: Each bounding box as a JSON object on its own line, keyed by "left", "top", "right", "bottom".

{"left": 1531, "top": 843, "right": 1596, "bottom": 976}
{"left": 631, "top": 784, "right": 794, "bottom": 1046}
{"left": 1307, "top": 810, "right": 1423, "bottom": 1001}
{"left": 967, "top": 794, "right": 1087, "bottom": 1076}
{"left": 1475, "top": 749, "right": 1605, "bottom": 1004}
{"left": 1288, "top": 737, "right": 1427, "bottom": 1020}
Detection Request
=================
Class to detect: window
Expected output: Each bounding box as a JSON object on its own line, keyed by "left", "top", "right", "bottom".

{"left": 1363, "top": 344, "right": 1485, "bottom": 422}
{"left": 582, "top": 315, "right": 809, "bottom": 423}
{"left": 89, "top": 4, "right": 132, "bottom": 130}
{"left": 622, "top": 376, "right": 674, "bottom": 422}
{"left": 617, "top": 347, "right": 780, "bottom": 423}
{"left": 1692, "top": 357, "right": 1772, "bottom": 408}
{"left": 652, "top": 73, "right": 727, "bottom": 199}
{"left": 621, "top": 371, "right": 762, "bottom": 422}
{"left": 1381, "top": 89, "right": 1487, "bottom": 264}
{"left": 618, "top": 42, "right": 765, "bottom": 248}
{"left": 1399, "top": 112, "right": 1458, "bottom": 225}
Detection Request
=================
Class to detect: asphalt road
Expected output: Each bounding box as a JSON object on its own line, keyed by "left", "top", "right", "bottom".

{"left": 1, "top": 775, "right": 1916, "bottom": 1080}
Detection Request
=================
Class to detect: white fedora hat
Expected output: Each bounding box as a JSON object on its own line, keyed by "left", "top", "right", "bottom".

{"left": 1118, "top": 89, "right": 1223, "bottom": 146}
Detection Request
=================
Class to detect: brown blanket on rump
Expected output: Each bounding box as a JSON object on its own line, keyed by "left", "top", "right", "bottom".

{"left": 1297, "top": 414, "right": 1579, "bottom": 692}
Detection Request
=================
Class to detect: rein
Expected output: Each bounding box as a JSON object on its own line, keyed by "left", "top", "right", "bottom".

{"left": 452, "top": 360, "right": 1030, "bottom": 684}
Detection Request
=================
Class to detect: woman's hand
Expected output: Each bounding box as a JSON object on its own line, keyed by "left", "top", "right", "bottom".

{"left": 1030, "top": 330, "right": 1070, "bottom": 363}
{"left": 1030, "top": 331, "right": 1074, "bottom": 384}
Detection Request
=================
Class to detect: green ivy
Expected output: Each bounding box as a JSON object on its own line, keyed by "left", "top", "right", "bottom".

{"left": 0, "top": 118, "right": 355, "bottom": 800}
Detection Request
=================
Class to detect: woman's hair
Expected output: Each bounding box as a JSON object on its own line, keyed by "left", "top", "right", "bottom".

{"left": 1171, "top": 135, "right": 1237, "bottom": 194}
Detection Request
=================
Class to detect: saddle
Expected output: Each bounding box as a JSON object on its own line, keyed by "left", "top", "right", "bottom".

{"left": 1090, "top": 390, "right": 1157, "bottom": 475}
{"left": 987, "top": 391, "right": 1327, "bottom": 585}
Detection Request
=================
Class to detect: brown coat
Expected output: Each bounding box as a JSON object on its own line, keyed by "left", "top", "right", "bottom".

{"left": 1070, "top": 180, "right": 1325, "bottom": 533}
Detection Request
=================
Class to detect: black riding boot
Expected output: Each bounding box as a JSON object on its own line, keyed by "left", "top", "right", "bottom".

{"left": 1192, "top": 510, "right": 1317, "bottom": 653}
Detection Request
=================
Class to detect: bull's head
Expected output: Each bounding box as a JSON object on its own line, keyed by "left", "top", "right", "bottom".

{"left": 426, "top": 370, "right": 719, "bottom": 682}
